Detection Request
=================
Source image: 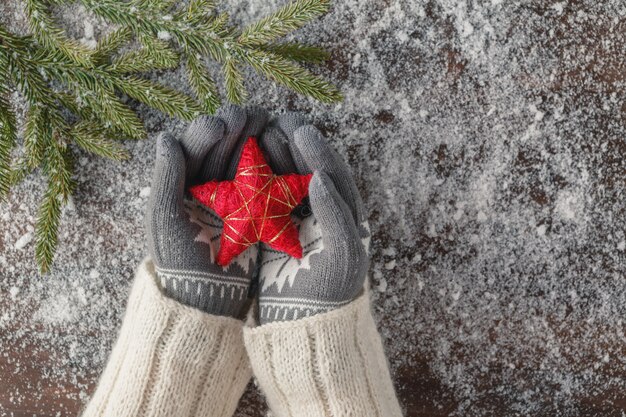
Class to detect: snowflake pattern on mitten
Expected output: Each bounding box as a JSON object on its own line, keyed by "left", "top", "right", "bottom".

{"left": 259, "top": 216, "right": 324, "bottom": 293}
{"left": 186, "top": 200, "right": 257, "bottom": 275}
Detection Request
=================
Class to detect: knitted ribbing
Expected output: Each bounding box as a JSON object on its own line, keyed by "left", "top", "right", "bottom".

{"left": 243, "top": 291, "right": 403, "bottom": 417}
{"left": 256, "top": 118, "right": 371, "bottom": 324}
{"left": 82, "top": 259, "right": 251, "bottom": 417}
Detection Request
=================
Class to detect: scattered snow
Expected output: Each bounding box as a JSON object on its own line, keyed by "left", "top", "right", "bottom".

{"left": 382, "top": 247, "right": 396, "bottom": 256}
{"left": 555, "top": 190, "right": 583, "bottom": 221}
{"left": 536, "top": 224, "right": 547, "bottom": 236}
{"left": 0, "top": 0, "right": 625, "bottom": 416}
{"left": 9, "top": 286, "right": 20, "bottom": 300}
{"left": 139, "top": 186, "right": 151, "bottom": 198}
{"left": 81, "top": 20, "right": 97, "bottom": 48}
{"left": 461, "top": 21, "right": 474, "bottom": 38}
{"left": 157, "top": 30, "right": 172, "bottom": 41}
{"left": 83, "top": 20, "right": 94, "bottom": 39}
{"left": 552, "top": 2, "right": 566, "bottom": 14}
{"left": 376, "top": 277, "right": 388, "bottom": 293}
{"left": 14, "top": 232, "right": 33, "bottom": 250}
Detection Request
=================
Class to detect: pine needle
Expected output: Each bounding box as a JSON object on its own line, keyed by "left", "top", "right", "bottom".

{"left": 111, "top": 46, "right": 179, "bottom": 73}
{"left": 0, "top": 0, "right": 340, "bottom": 272}
{"left": 0, "top": 87, "right": 17, "bottom": 202}
{"left": 188, "top": 0, "right": 216, "bottom": 16}
{"left": 112, "top": 76, "right": 202, "bottom": 120}
{"left": 25, "top": 0, "right": 93, "bottom": 67}
{"left": 78, "top": 0, "right": 339, "bottom": 103}
{"left": 35, "top": 183, "right": 62, "bottom": 273}
{"left": 72, "top": 121, "right": 129, "bottom": 160}
{"left": 87, "top": 84, "right": 146, "bottom": 139}
{"left": 241, "top": 49, "right": 342, "bottom": 103}
{"left": 223, "top": 57, "right": 247, "bottom": 104}
{"left": 24, "top": 104, "right": 50, "bottom": 169}
{"left": 43, "top": 137, "right": 75, "bottom": 202}
{"left": 239, "top": 0, "right": 330, "bottom": 46}
{"left": 186, "top": 54, "right": 221, "bottom": 113}
{"left": 262, "top": 42, "right": 330, "bottom": 64}
{"left": 92, "top": 27, "right": 133, "bottom": 64}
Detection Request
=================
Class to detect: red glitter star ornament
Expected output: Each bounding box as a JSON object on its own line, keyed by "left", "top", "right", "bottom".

{"left": 189, "top": 137, "right": 312, "bottom": 266}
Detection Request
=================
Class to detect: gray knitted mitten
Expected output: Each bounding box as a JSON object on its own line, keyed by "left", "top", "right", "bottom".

{"left": 146, "top": 105, "right": 268, "bottom": 318}
{"left": 256, "top": 114, "right": 371, "bottom": 323}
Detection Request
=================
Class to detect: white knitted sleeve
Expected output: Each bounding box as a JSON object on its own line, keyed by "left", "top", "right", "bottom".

{"left": 243, "top": 291, "right": 403, "bottom": 417}
{"left": 81, "top": 258, "right": 251, "bottom": 417}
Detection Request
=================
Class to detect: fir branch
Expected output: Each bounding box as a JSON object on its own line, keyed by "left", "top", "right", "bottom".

{"left": 239, "top": 0, "right": 330, "bottom": 46}
{"left": 111, "top": 48, "right": 177, "bottom": 73}
{"left": 87, "top": 86, "right": 146, "bottom": 139}
{"left": 79, "top": 0, "right": 229, "bottom": 60}
{"left": 71, "top": 120, "right": 129, "bottom": 160}
{"left": 24, "top": 104, "right": 51, "bottom": 169}
{"left": 223, "top": 57, "right": 247, "bottom": 104}
{"left": 187, "top": 0, "right": 217, "bottom": 23}
{"left": 35, "top": 183, "right": 62, "bottom": 273}
{"left": 186, "top": 53, "right": 220, "bottom": 113}
{"left": 0, "top": 88, "right": 17, "bottom": 201}
{"left": 112, "top": 76, "right": 201, "bottom": 120}
{"left": 240, "top": 48, "right": 341, "bottom": 103}
{"left": 3, "top": 44, "right": 56, "bottom": 105}
{"left": 78, "top": 0, "right": 340, "bottom": 103}
{"left": 57, "top": 92, "right": 127, "bottom": 142}
{"left": 25, "top": 0, "right": 93, "bottom": 66}
{"left": 36, "top": 133, "right": 75, "bottom": 272}
{"left": 133, "top": 0, "right": 177, "bottom": 14}
{"left": 111, "top": 37, "right": 179, "bottom": 73}
{"left": 140, "top": 35, "right": 179, "bottom": 61}
{"left": 92, "top": 27, "right": 133, "bottom": 64}
{"left": 0, "top": 25, "right": 30, "bottom": 50}
{"left": 262, "top": 42, "right": 330, "bottom": 64}
{"left": 43, "top": 63, "right": 147, "bottom": 138}
{"left": 56, "top": 92, "right": 88, "bottom": 119}
{"left": 192, "top": 13, "right": 231, "bottom": 62}
{"left": 43, "top": 135, "right": 75, "bottom": 201}
{"left": 0, "top": 0, "right": 341, "bottom": 271}
{"left": 9, "top": 161, "right": 33, "bottom": 188}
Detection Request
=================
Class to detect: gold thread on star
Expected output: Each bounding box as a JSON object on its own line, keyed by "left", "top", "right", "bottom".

{"left": 188, "top": 137, "right": 312, "bottom": 266}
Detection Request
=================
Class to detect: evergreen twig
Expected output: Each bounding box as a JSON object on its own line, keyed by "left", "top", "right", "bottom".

{"left": 239, "top": 0, "right": 329, "bottom": 46}
{"left": 35, "top": 184, "right": 62, "bottom": 273}
{"left": 0, "top": 0, "right": 340, "bottom": 272}
{"left": 92, "top": 27, "right": 133, "bottom": 64}
{"left": 186, "top": 53, "right": 220, "bottom": 113}
{"left": 72, "top": 121, "right": 129, "bottom": 161}
{"left": 262, "top": 42, "right": 330, "bottom": 64}
{"left": 77, "top": 0, "right": 341, "bottom": 104}
{"left": 223, "top": 57, "right": 247, "bottom": 104}
{"left": 0, "top": 82, "right": 17, "bottom": 202}
{"left": 25, "top": 0, "right": 93, "bottom": 66}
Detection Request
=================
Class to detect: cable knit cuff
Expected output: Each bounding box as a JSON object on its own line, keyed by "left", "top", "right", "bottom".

{"left": 82, "top": 258, "right": 251, "bottom": 417}
{"left": 243, "top": 291, "right": 403, "bottom": 417}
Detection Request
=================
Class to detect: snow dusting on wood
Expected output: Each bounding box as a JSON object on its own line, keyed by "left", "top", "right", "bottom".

{"left": 1, "top": 1, "right": 625, "bottom": 416}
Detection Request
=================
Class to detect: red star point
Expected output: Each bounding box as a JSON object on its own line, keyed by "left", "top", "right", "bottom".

{"left": 189, "top": 137, "right": 312, "bottom": 266}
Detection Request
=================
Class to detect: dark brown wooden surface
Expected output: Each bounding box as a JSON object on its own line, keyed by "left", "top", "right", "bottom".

{"left": 2, "top": 1, "right": 626, "bottom": 416}
{"left": 3, "top": 313, "right": 626, "bottom": 416}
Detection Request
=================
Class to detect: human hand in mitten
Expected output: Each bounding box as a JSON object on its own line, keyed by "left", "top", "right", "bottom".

{"left": 146, "top": 105, "right": 268, "bottom": 318}
{"left": 256, "top": 114, "right": 371, "bottom": 323}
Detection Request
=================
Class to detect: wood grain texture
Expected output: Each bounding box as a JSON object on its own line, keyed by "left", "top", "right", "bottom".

{"left": 2, "top": 0, "right": 626, "bottom": 416}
